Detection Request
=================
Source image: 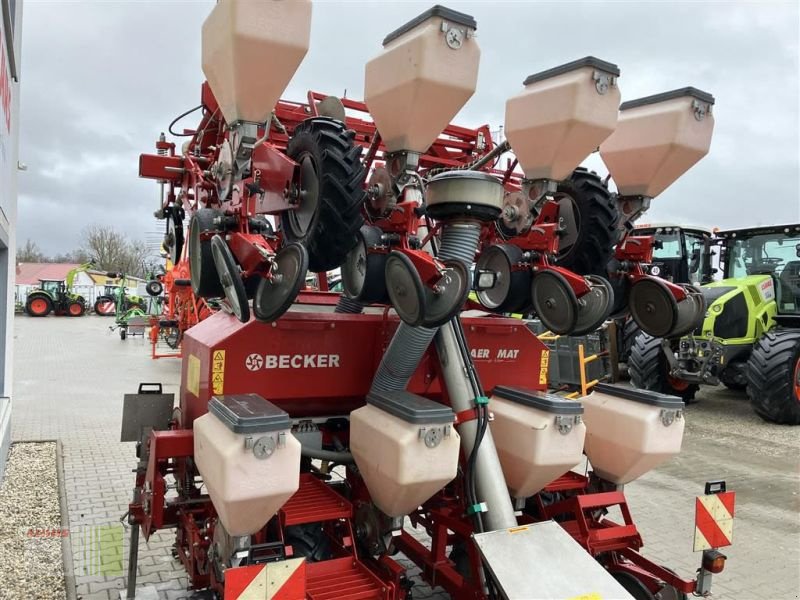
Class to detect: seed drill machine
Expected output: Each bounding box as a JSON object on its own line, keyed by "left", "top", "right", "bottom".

{"left": 125, "top": 2, "right": 729, "bottom": 599}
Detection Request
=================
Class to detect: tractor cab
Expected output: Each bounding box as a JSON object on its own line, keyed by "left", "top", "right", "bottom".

{"left": 718, "top": 225, "right": 800, "bottom": 319}
{"left": 633, "top": 223, "right": 714, "bottom": 285}
{"left": 39, "top": 279, "right": 66, "bottom": 297}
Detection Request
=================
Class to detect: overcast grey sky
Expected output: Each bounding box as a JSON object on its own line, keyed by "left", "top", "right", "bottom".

{"left": 16, "top": 0, "right": 800, "bottom": 255}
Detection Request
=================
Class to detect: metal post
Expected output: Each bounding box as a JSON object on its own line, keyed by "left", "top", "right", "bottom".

{"left": 126, "top": 522, "right": 139, "bottom": 600}
{"left": 435, "top": 322, "right": 517, "bottom": 531}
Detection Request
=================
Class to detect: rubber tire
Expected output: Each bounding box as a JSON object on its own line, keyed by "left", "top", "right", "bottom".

{"left": 629, "top": 332, "right": 699, "bottom": 402}
{"left": 746, "top": 330, "right": 800, "bottom": 425}
{"left": 67, "top": 302, "right": 86, "bottom": 317}
{"left": 94, "top": 296, "right": 116, "bottom": 316}
{"left": 554, "top": 168, "right": 619, "bottom": 276}
{"left": 120, "top": 328, "right": 127, "bottom": 340}
{"left": 188, "top": 207, "right": 224, "bottom": 298}
{"left": 611, "top": 571, "right": 656, "bottom": 600}
{"left": 620, "top": 317, "right": 641, "bottom": 363}
{"left": 25, "top": 294, "right": 53, "bottom": 317}
{"left": 146, "top": 280, "right": 164, "bottom": 297}
{"left": 282, "top": 117, "right": 366, "bottom": 273}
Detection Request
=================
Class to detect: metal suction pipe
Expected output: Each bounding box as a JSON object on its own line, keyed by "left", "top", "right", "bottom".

{"left": 370, "top": 219, "right": 517, "bottom": 530}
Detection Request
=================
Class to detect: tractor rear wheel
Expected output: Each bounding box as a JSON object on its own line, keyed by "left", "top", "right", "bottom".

{"left": 94, "top": 296, "right": 116, "bottom": 316}
{"left": 553, "top": 168, "right": 619, "bottom": 276}
{"left": 746, "top": 330, "right": 800, "bottom": 425}
{"left": 619, "top": 317, "right": 641, "bottom": 364}
{"left": 282, "top": 117, "right": 366, "bottom": 273}
{"left": 25, "top": 294, "right": 53, "bottom": 317}
{"left": 629, "top": 332, "right": 699, "bottom": 402}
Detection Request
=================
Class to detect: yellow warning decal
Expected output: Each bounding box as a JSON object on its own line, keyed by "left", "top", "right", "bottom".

{"left": 566, "top": 594, "right": 602, "bottom": 600}
{"left": 211, "top": 350, "right": 225, "bottom": 394}
{"left": 507, "top": 526, "right": 530, "bottom": 534}
{"left": 539, "top": 349, "right": 550, "bottom": 385}
{"left": 187, "top": 354, "right": 200, "bottom": 397}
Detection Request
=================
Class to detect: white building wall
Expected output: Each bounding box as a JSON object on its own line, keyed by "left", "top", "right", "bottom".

{"left": 0, "top": 0, "right": 22, "bottom": 479}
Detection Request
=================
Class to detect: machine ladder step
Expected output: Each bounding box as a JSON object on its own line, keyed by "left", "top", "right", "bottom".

{"left": 306, "top": 557, "right": 388, "bottom": 600}
{"left": 281, "top": 474, "right": 353, "bottom": 526}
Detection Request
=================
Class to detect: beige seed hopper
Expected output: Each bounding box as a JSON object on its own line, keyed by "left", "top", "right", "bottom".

{"left": 364, "top": 5, "right": 480, "bottom": 154}
{"left": 599, "top": 87, "right": 715, "bottom": 199}
{"left": 202, "top": 0, "right": 312, "bottom": 125}
{"left": 505, "top": 57, "right": 621, "bottom": 182}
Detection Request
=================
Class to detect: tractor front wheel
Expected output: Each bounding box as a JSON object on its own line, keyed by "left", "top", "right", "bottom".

{"left": 628, "top": 332, "right": 699, "bottom": 402}
{"left": 67, "top": 302, "right": 86, "bottom": 317}
{"left": 25, "top": 294, "right": 53, "bottom": 317}
{"left": 746, "top": 330, "right": 800, "bottom": 425}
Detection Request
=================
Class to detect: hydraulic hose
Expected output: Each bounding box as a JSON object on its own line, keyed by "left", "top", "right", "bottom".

{"left": 300, "top": 445, "right": 356, "bottom": 464}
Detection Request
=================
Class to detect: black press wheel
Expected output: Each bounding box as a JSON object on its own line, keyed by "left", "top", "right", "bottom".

{"left": 422, "top": 259, "right": 471, "bottom": 328}
{"left": 188, "top": 207, "right": 224, "bottom": 298}
{"left": 253, "top": 243, "right": 308, "bottom": 322}
{"left": 746, "top": 330, "right": 800, "bottom": 425}
{"left": 210, "top": 235, "right": 250, "bottom": 323}
{"left": 531, "top": 270, "right": 579, "bottom": 335}
{"left": 628, "top": 332, "right": 699, "bottom": 402}
{"left": 611, "top": 571, "right": 656, "bottom": 600}
{"left": 282, "top": 117, "right": 366, "bottom": 273}
{"left": 553, "top": 168, "right": 619, "bottom": 276}
{"left": 385, "top": 251, "right": 426, "bottom": 327}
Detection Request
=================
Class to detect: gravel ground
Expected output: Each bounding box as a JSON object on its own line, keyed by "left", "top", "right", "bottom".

{"left": 0, "top": 442, "right": 66, "bottom": 600}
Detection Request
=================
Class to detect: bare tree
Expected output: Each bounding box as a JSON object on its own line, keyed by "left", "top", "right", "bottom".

{"left": 17, "top": 239, "right": 46, "bottom": 263}
{"left": 80, "top": 225, "right": 151, "bottom": 278}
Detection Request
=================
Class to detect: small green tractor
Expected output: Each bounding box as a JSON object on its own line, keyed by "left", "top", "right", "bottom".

{"left": 630, "top": 223, "right": 800, "bottom": 424}
{"left": 24, "top": 263, "right": 91, "bottom": 317}
{"left": 94, "top": 280, "right": 146, "bottom": 316}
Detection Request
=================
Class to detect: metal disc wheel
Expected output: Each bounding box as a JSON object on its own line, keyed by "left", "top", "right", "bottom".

{"left": 475, "top": 244, "right": 531, "bottom": 313}
{"left": 385, "top": 251, "right": 426, "bottom": 327}
{"left": 341, "top": 225, "right": 388, "bottom": 303}
{"left": 253, "top": 243, "right": 308, "bottom": 322}
{"left": 210, "top": 235, "right": 250, "bottom": 323}
{"left": 668, "top": 284, "right": 706, "bottom": 338}
{"left": 282, "top": 118, "right": 366, "bottom": 273}
{"left": 422, "top": 260, "right": 471, "bottom": 328}
{"left": 628, "top": 277, "right": 679, "bottom": 338}
{"left": 164, "top": 208, "right": 185, "bottom": 264}
{"left": 531, "top": 270, "right": 579, "bottom": 335}
{"left": 188, "top": 208, "right": 224, "bottom": 298}
{"left": 571, "top": 275, "right": 614, "bottom": 335}
{"left": 611, "top": 571, "right": 656, "bottom": 600}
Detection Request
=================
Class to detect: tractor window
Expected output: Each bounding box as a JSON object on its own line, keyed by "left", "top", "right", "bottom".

{"left": 41, "top": 281, "right": 60, "bottom": 294}
{"left": 652, "top": 231, "right": 682, "bottom": 259}
{"left": 684, "top": 232, "right": 709, "bottom": 284}
{"left": 728, "top": 232, "right": 800, "bottom": 314}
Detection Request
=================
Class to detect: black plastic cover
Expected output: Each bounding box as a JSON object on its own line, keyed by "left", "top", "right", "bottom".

{"left": 383, "top": 5, "right": 477, "bottom": 46}
{"left": 620, "top": 87, "right": 715, "bottom": 111}
{"left": 593, "top": 383, "right": 685, "bottom": 409}
{"left": 367, "top": 391, "right": 455, "bottom": 424}
{"left": 523, "top": 56, "right": 620, "bottom": 86}
{"left": 209, "top": 394, "right": 291, "bottom": 434}
{"left": 493, "top": 386, "right": 583, "bottom": 415}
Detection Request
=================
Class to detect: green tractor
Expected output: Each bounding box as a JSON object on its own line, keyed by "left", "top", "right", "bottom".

{"left": 630, "top": 223, "right": 800, "bottom": 424}
{"left": 94, "top": 279, "right": 146, "bottom": 316}
{"left": 24, "top": 262, "right": 92, "bottom": 317}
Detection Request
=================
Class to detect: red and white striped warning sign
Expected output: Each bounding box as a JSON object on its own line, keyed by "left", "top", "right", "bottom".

{"left": 224, "top": 557, "right": 305, "bottom": 599}
{"left": 694, "top": 491, "right": 735, "bottom": 551}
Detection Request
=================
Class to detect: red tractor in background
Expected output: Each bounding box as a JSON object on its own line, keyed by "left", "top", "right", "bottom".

{"left": 126, "top": 2, "right": 727, "bottom": 599}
